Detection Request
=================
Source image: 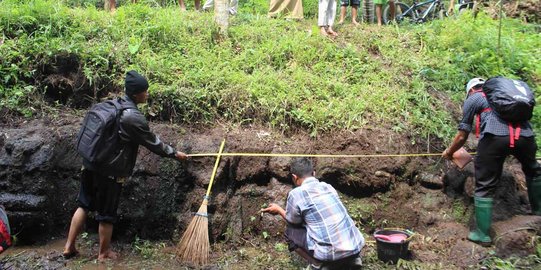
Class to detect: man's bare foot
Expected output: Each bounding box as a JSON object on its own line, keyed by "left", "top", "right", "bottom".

{"left": 338, "top": 20, "right": 344, "bottom": 24}
{"left": 327, "top": 28, "right": 338, "bottom": 37}
{"left": 352, "top": 20, "right": 360, "bottom": 26}
{"left": 98, "top": 250, "right": 118, "bottom": 262}
{"left": 62, "top": 247, "right": 79, "bottom": 259}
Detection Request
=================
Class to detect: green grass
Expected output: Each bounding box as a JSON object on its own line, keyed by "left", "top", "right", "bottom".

{"left": 451, "top": 199, "right": 471, "bottom": 224}
{"left": 0, "top": 0, "right": 539, "bottom": 149}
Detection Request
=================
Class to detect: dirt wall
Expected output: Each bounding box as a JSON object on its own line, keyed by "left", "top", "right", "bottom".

{"left": 0, "top": 116, "right": 536, "bottom": 261}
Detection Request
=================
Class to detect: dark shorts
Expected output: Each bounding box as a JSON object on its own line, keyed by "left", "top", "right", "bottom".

{"left": 341, "top": 0, "right": 360, "bottom": 6}
{"left": 77, "top": 169, "right": 123, "bottom": 224}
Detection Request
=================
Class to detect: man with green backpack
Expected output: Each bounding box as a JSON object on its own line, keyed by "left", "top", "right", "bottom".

{"left": 442, "top": 77, "right": 541, "bottom": 246}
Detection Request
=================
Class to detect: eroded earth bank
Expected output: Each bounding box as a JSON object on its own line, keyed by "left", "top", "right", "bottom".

{"left": 1, "top": 116, "right": 540, "bottom": 269}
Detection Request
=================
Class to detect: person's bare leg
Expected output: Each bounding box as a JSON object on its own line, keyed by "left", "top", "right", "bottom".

{"left": 63, "top": 207, "right": 87, "bottom": 256}
{"left": 447, "top": 0, "right": 456, "bottom": 15}
{"left": 195, "top": 0, "right": 201, "bottom": 10}
{"left": 472, "top": 0, "right": 480, "bottom": 17}
{"left": 338, "top": 6, "right": 346, "bottom": 24}
{"left": 389, "top": 0, "right": 395, "bottom": 21}
{"left": 375, "top": 4, "right": 382, "bottom": 26}
{"left": 178, "top": 0, "right": 186, "bottom": 11}
{"left": 109, "top": 0, "right": 116, "bottom": 13}
{"left": 352, "top": 6, "right": 359, "bottom": 25}
{"left": 98, "top": 222, "right": 117, "bottom": 262}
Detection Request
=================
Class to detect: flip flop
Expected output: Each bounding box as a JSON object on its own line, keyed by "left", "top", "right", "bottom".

{"left": 62, "top": 250, "right": 79, "bottom": 259}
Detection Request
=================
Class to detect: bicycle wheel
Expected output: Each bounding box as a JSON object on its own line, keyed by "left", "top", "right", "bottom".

{"left": 383, "top": 2, "right": 416, "bottom": 24}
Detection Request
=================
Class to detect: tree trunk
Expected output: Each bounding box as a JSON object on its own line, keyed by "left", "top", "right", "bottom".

{"left": 214, "top": 0, "right": 229, "bottom": 34}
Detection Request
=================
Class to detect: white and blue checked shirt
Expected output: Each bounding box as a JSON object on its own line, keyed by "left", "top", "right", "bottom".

{"left": 285, "top": 177, "right": 365, "bottom": 261}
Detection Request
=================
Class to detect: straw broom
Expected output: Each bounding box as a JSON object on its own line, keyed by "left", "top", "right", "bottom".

{"left": 176, "top": 139, "right": 226, "bottom": 266}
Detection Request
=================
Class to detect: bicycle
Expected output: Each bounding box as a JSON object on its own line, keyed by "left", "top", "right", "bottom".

{"left": 383, "top": 0, "right": 446, "bottom": 24}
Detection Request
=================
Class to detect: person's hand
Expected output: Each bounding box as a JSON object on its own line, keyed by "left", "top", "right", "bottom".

{"left": 175, "top": 151, "right": 188, "bottom": 161}
{"left": 442, "top": 148, "right": 453, "bottom": 160}
{"left": 261, "top": 203, "right": 283, "bottom": 216}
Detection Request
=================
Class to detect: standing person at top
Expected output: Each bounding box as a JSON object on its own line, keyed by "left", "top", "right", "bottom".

{"left": 178, "top": 0, "right": 201, "bottom": 11}
{"left": 374, "top": 0, "right": 395, "bottom": 26}
{"left": 107, "top": 0, "right": 116, "bottom": 13}
{"left": 318, "top": 0, "right": 338, "bottom": 37}
{"left": 338, "top": 0, "right": 360, "bottom": 25}
{"left": 261, "top": 158, "right": 364, "bottom": 269}
{"left": 106, "top": 0, "right": 137, "bottom": 13}
{"left": 443, "top": 77, "right": 541, "bottom": 246}
{"left": 268, "top": 0, "right": 304, "bottom": 19}
{"left": 62, "top": 71, "right": 188, "bottom": 261}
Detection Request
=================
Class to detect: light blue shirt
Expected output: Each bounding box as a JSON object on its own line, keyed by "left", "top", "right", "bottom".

{"left": 285, "top": 177, "right": 365, "bottom": 261}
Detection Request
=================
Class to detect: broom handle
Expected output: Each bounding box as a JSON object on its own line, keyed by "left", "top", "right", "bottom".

{"left": 205, "top": 139, "right": 226, "bottom": 197}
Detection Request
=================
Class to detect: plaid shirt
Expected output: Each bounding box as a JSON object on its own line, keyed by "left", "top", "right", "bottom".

{"left": 458, "top": 92, "right": 534, "bottom": 138}
{"left": 285, "top": 177, "right": 365, "bottom": 261}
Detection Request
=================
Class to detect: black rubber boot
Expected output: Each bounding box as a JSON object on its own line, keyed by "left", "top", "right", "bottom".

{"left": 528, "top": 177, "right": 541, "bottom": 215}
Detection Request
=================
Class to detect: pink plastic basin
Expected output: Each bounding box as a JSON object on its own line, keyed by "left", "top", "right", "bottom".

{"left": 374, "top": 233, "right": 408, "bottom": 243}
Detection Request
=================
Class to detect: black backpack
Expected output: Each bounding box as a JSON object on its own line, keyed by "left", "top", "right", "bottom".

{"left": 76, "top": 97, "right": 136, "bottom": 164}
{"left": 482, "top": 77, "right": 535, "bottom": 123}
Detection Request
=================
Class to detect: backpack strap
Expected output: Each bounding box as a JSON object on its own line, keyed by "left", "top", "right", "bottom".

{"left": 113, "top": 97, "right": 138, "bottom": 138}
{"left": 470, "top": 89, "right": 485, "bottom": 96}
{"left": 475, "top": 107, "right": 492, "bottom": 138}
{"left": 508, "top": 123, "right": 521, "bottom": 148}
{"left": 470, "top": 89, "right": 490, "bottom": 138}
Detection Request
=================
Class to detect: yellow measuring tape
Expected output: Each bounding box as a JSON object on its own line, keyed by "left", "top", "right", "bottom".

{"left": 188, "top": 152, "right": 541, "bottom": 159}
{"left": 188, "top": 152, "right": 446, "bottom": 158}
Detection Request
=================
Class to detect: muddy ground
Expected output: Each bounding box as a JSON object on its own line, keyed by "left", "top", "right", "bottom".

{"left": 1, "top": 113, "right": 541, "bottom": 269}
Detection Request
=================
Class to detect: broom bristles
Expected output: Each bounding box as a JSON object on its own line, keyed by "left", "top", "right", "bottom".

{"left": 176, "top": 199, "right": 210, "bottom": 266}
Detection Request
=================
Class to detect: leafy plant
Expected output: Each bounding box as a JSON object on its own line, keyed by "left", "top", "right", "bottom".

{"left": 274, "top": 242, "right": 287, "bottom": 252}
{"left": 132, "top": 236, "right": 166, "bottom": 259}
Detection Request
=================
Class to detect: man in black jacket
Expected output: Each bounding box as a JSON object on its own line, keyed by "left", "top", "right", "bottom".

{"left": 63, "top": 70, "right": 188, "bottom": 261}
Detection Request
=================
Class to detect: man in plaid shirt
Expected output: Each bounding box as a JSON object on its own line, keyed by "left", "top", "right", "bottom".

{"left": 262, "top": 158, "right": 364, "bottom": 269}
{"left": 443, "top": 77, "right": 541, "bottom": 246}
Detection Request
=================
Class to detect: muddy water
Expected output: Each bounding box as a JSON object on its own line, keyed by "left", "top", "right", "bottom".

{"left": 0, "top": 235, "right": 307, "bottom": 270}
{"left": 0, "top": 237, "right": 183, "bottom": 270}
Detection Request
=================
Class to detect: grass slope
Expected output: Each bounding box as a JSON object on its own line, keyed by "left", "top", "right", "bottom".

{"left": 0, "top": 0, "right": 539, "bottom": 147}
